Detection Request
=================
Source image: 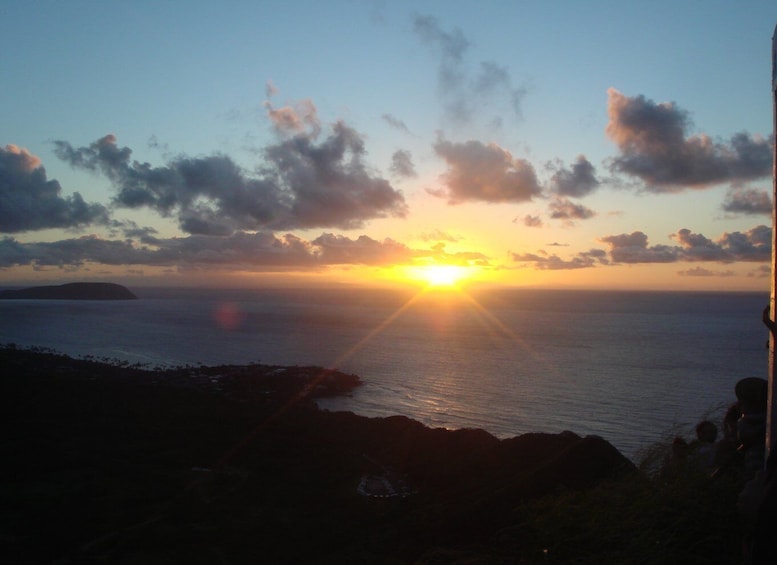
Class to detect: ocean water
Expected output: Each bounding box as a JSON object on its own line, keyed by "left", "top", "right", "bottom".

{"left": 0, "top": 286, "right": 768, "bottom": 460}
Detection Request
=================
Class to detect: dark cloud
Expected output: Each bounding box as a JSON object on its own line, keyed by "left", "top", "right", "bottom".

{"left": 0, "top": 144, "right": 109, "bottom": 233}
{"left": 548, "top": 197, "right": 596, "bottom": 221}
{"left": 606, "top": 89, "right": 772, "bottom": 191}
{"left": 0, "top": 232, "right": 313, "bottom": 270}
{"left": 671, "top": 229, "right": 729, "bottom": 262}
{"left": 600, "top": 231, "right": 680, "bottom": 263}
{"left": 602, "top": 226, "right": 770, "bottom": 265}
{"left": 412, "top": 14, "right": 526, "bottom": 126}
{"left": 390, "top": 149, "right": 417, "bottom": 178}
{"left": 548, "top": 155, "right": 600, "bottom": 198}
{"left": 54, "top": 124, "right": 408, "bottom": 234}
{"left": 721, "top": 186, "right": 771, "bottom": 216}
{"left": 430, "top": 138, "right": 541, "bottom": 204}
{"left": 715, "top": 225, "right": 771, "bottom": 262}
{"left": 105, "top": 219, "right": 159, "bottom": 243}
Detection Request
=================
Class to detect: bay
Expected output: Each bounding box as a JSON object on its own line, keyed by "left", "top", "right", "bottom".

{"left": 0, "top": 286, "right": 768, "bottom": 460}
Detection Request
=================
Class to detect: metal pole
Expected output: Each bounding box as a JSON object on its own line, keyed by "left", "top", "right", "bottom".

{"left": 767, "top": 23, "right": 777, "bottom": 466}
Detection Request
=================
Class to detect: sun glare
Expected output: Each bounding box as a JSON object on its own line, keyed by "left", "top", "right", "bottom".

{"left": 409, "top": 265, "right": 471, "bottom": 288}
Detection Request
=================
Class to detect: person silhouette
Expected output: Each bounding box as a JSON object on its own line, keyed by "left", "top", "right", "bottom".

{"left": 734, "top": 377, "right": 768, "bottom": 479}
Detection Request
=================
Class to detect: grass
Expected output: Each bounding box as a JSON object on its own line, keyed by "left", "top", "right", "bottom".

{"left": 503, "top": 440, "right": 747, "bottom": 564}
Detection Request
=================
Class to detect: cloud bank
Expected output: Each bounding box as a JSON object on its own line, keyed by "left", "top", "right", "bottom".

{"left": 54, "top": 121, "right": 408, "bottom": 235}
{"left": 513, "top": 225, "right": 769, "bottom": 271}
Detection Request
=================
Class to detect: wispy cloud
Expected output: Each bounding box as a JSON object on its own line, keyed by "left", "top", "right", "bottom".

{"left": 382, "top": 113, "right": 411, "bottom": 134}
{"left": 678, "top": 266, "right": 736, "bottom": 277}
{"left": 412, "top": 14, "right": 527, "bottom": 127}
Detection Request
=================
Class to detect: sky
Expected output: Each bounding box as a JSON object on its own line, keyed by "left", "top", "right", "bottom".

{"left": 1, "top": 0, "right": 776, "bottom": 291}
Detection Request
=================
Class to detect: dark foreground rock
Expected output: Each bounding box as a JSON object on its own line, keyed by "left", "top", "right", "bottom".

{"left": 1, "top": 347, "right": 635, "bottom": 563}
{"left": 0, "top": 282, "right": 138, "bottom": 300}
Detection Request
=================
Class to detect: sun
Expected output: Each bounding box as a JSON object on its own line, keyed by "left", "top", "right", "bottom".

{"left": 407, "top": 265, "right": 471, "bottom": 288}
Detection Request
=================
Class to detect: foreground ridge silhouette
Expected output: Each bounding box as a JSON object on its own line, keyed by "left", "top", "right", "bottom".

{"left": 3, "top": 346, "right": 749, "bottom": 563}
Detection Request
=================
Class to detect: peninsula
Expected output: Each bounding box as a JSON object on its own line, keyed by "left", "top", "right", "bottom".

{"left": 0, "top": 345, "right": 748, "bottom": 563}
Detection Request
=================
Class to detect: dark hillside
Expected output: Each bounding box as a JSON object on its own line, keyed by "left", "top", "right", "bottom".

{"left": 0, "top": 346, "right": 747, "bottom": 563}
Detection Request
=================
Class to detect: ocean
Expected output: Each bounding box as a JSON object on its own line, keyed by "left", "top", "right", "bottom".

{"left": 0, "top": 286, "right": 768, "bottom": 461}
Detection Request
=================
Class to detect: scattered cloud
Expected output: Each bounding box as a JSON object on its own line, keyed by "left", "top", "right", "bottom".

{"left": 520, "top": 215, "right": 543, "bottom": 228}
{"left": 0, "top": 144, "right": 109, "bottom": 233}
{"left": 600, "top": 231, "right": 680, "bottom": 263}
{"left": 547, "top": 155, "right": 600, "bottom": 198}
{"left": 721, "top": 186, "right": 771, "bottom": 216}
{"left": 606, "top": 88, "right": 772, "bottom": 191}
{"left": 430, "top": 137, "right": 541, "bottom": 204}
{"left": 548, "top": 197, "right": 596, "bottom": 221}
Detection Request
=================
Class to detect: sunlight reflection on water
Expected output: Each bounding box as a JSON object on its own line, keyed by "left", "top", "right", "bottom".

{"left": 0, "top": 287, "right": 767, "bottom": 460}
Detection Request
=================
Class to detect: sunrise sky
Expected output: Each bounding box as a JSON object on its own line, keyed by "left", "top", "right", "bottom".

{"left": 1, "top": 1, "right": 775, "bottom": 291}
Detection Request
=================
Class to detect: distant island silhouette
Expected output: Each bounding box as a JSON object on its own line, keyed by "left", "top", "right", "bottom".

{"left": 0, "top": 282, "right": 138, "bottom": 300}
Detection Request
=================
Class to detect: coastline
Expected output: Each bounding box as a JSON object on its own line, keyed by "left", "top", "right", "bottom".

{"left": 1, "top": 345, "right": 748, "bottom": 563}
